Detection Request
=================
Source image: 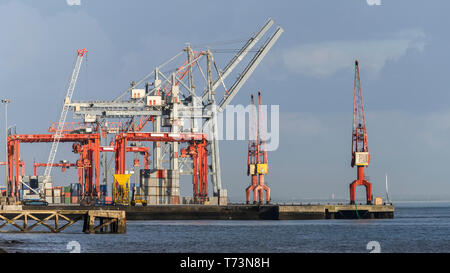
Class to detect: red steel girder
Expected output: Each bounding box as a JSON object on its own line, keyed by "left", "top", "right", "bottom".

{"left": 7, "top": 133, "right": 100, "bottom": 198}
{"left": 114, "top": 132, "right": 207, "bottom": 175}
{"left": 33, "top": 162, "right": 76, "bottom": 176}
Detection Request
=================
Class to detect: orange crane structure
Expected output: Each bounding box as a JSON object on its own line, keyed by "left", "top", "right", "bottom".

{"left": 0, "top": 161, "right": 24, "bottom": 177}
{"left": 350, "top": 60, "right": 373, "bottom": 205}
{"left": 33, "top": 162, "right": 76, "bottom": 176}
{"left": 7, "top": 133, "right": 100, "bottom": 199}
{"left": 246, "top": 91, "right": 270, "bottom": 204}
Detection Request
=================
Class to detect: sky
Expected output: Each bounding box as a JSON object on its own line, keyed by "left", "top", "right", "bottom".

{"left": 0, "top": 0, "right": 449, "bottom": 202}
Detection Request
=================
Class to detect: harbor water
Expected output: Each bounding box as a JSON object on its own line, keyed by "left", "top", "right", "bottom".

{"left": 0, "top": 202, "right": 449, "bottom": 253}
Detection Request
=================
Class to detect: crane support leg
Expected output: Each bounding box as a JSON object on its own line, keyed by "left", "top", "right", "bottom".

{"left": 245, "top": 175, "right": 258, "bottom": 204}
{"left": 349, "top": 166, "right": 373, "bottom": 205}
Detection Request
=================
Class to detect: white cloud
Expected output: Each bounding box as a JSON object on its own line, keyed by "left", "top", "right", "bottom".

{"left": 281, "top": 29, "right": 427, "bottom": 78}
{"left": 66, "top": 0, "right": 81, "bottom": 6}
{"left": 366, "top": 0, "right": 381, "bottom": 6}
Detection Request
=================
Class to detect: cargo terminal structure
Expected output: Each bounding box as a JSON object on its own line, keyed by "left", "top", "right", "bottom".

{"left": 4, "top": 19, "right": 284, "bottom": 207}
{"left": 0, "top": 18, "right": 394, "bottom": 221}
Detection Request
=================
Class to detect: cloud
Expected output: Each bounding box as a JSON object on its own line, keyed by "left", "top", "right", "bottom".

{"left": 66, "top": 0, "right": 81, "bottom": 6}
{"left": 281, "top": 29, "right": 427, "bottom": 77}
{"left": 366, "top": 0, "right": 381, "bottom": 6}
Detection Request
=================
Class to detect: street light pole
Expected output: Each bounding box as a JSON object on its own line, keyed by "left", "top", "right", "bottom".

{"left": 1, "top": 99, "right": 10, "bottom": 196}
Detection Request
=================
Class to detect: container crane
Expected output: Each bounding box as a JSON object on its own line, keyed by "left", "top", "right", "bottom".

{"left": 68, "top": 19, "right": 283, "bottom": 202}
{"left": 42, "top": 48, "right": 87, "bottom": 195}
{"left": 350, "top": 60, "right": 373, "bottom": 205}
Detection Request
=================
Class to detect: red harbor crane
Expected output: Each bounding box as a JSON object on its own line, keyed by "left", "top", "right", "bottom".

{"left": 246, "top": 91, "right": 270, "bottom": 204}
{"left": 350, "top": 60, "right": 373, "bottom": 205}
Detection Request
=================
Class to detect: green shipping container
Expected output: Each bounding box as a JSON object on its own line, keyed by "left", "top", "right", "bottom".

{"left": 64, "top": 186, "right": 71, "bottom": 193}
{"left": 65, "top": 197, "right": 71, "bottom": 204}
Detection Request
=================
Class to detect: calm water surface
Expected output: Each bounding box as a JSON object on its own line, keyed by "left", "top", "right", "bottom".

{"left": 0, "top": 202, "right": 449, "bottom": 253}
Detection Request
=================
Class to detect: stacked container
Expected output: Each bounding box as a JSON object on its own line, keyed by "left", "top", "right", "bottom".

{"left": 140, "top": 169, "right": 180, "bottom": 205}
{"left": 53, "top": 187, "right": 62, "bottom": 204}
{"left": 37, "top": 176, "right": 52, "bottom": 195}
{"left": 104, "top": 196, "right": 113, "bottom": 205}
{"left": 99, "top": 185, "right": 107, "bottom": 204}
{"left": 63, "top": 186, "right": 71, "bottom": 204}
{"left": 71, "top": 183, "right": 80, "bottom": 204}
{"left": 45, "top": 188, "right": 53, "bottom": 204}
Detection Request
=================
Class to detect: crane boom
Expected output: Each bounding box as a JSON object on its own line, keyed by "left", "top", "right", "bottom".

{"left": 202, "top": 18, "right": 275, "bottom": 102}
{"left": 351, "top": 59, "right": 369, "bottom": 167}
{"left": 218, "top": 27, "right": 284, "bottom": 111}
{"left": 43, "top": 48, "right": 87, "bottom": 186}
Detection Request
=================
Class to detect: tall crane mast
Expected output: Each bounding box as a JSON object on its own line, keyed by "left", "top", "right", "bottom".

{"left": 350, "top": 60, "right": 373, "bottom": 205}
{"left": 246, "top": 91, "right": 270, "bottom": 204}
{"left": 42, "top": 48, "right": 87, "bottom": 192}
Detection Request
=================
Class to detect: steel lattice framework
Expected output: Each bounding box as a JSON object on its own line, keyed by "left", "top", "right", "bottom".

{"left": 350, "top": 60, "right": 373, "bottom": 205}
{"left": 8, "top": 19, "right": 283, "bottom": 202}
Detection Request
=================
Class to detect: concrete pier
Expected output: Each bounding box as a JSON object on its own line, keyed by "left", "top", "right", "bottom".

{"left": 23, "top": 204, "right": 394, "bottom": 220}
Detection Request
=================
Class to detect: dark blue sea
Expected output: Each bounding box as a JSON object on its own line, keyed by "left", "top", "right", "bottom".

{"left": 0, "top": 202, "right": 449, "bottom": 253}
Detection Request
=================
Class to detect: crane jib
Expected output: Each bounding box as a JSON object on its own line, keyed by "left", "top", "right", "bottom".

{"left": 42, "top": 49, "right": 87, "bottom": 187}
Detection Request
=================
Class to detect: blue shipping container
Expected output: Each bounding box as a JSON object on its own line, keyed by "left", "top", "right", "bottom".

{"left": 71, "top": 183, "right": 80, "bottom": 196}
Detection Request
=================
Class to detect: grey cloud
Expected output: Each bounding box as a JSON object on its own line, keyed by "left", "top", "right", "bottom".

{"left": 281, "top": 29, "right": 427, "bottom": 78}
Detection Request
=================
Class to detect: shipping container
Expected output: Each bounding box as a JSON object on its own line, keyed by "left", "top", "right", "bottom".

{"left": 71, "top": 183, "right": 80, "bottom": 196}
{"left": 146, "top": 195, "right": 170, "bottom": 205}
{"left": 71, "top": 196, "right": 78, "bottom": 204}
{"left": 45, "top": 196, "right": 53, "bottom": 204}
{"left": 64, "top": 197, "right": 71, "bottom": 204}
{"left": 53, "top": 189, "right": 61, "bottom": 197}
{"left": 30, "top": 178, "right": 38, "bottom": 189}
{"left": 64, "top": 186, "right": 71, "bottom": 193}
{"left": 104, "top": 196, "right": 113, "bottom": 205}
{"left": 170, "top": 196, "right": 180, "bottom": 204}
{"left": 54, "top": 196, "right": 61, "bottom": 204}
{"left": 100, "top": 185, "right": 107, "bottom": 195}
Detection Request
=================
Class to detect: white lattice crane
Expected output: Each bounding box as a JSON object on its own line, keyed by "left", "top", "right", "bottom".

{"left": 42, "top": 48, "right": 87, "bottom": 190}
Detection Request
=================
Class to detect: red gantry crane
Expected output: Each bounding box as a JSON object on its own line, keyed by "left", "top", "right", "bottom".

{"left": 350, "top": 60, "right": 373, "bottom": 205}
{"left": 246, "top": 91, "right": 270, "bottom": 204}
